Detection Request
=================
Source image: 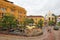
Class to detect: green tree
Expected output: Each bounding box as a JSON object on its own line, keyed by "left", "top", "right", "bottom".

{"left": 0, "top": 14, "right": 18, "bottom": 30}
{"left": 52, "top": 14, "right": 57, "bottom": 25}
{"left": 55, "top": 16, "right": 57, "bottom": 24}
{"left": 37, "top": 20, "right": 43, "bottom": 28}
{"left": 24, "top": 18, "right": 34, "bottom": 25}
{"left": 48, "top": 21, "right": 55, "bottom": 26}
{"left": 18, "top": 22, "right": 26, "bottom": 29}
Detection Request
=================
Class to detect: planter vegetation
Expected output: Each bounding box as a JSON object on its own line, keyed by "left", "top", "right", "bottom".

{"left": 37, "top": 19, "right": 43, "bottom": 29}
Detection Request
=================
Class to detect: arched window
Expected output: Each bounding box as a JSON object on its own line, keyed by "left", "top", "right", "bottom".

{"left": 49, "top": 17, "right": 50, "bottom": 20}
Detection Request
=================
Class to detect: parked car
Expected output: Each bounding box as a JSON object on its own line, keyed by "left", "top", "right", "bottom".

{"left": 54, "top": 26, "right": 59, "bottom": 30}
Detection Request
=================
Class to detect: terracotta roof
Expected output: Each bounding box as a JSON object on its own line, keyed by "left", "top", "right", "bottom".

{"left": 27, "top": 16, "right": 44, "bottom": 18}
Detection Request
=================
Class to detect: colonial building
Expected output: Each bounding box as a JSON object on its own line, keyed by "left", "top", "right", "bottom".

{"left": 45, "top": 11, "right": 56, "bottom": 22}
{"left": 0, "top": 0, "right": 26, "bottom": 23}
{"left": 27, "top": 15, "right": 44, "bottom": 26}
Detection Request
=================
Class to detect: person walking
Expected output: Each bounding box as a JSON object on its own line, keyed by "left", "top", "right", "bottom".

{"left": 48, "top": 26, "right": 51, "bottom": 33}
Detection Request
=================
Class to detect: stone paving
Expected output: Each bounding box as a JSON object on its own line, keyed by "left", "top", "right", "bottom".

{"left": 53, "top": 29, "right": 60, "bottom": 40}
{"left": 0, "top": 27, "right": 60, "bottom": 40}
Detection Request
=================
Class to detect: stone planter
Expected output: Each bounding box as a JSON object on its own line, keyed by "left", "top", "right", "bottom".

{"left": 24, "top": 28, "right": 43, "bottom": 37}
{"left": 0, "top": 28, "right": 43, "bottom": 37}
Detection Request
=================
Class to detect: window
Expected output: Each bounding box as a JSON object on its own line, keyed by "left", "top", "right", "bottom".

{"left": 40, "top": 19, "right": 42, "bottom": 21}
{"left": 52, "top": 18, "right": 54, "bottom": 20}
{"left": 24, "top": 16, "right": 25, "bottom": 17}
{"left": 24, "top": 13, "right": 26, "bottom": 14}
{"left": 18, "top": 11, "right": 22, "bottom": 14}
{"left": 35, "top": 18, "right": 37, "bottom": 20}
{"left": 49, "top": 17, "right": 50, "bottom": 20}
{"left": 2, "top": 13, "right": 5, "bottom": 16}
{"left": 2, "top": 13, "right": 4, "bottom": 16}
{"left": 1, "top": 8, "right": 6, "bottom": 12}
{"left": 1, "top": 13, "right": 4, "bottom": 18}
{"left": 11, "top": 9, "right": 14, "bottom": 13}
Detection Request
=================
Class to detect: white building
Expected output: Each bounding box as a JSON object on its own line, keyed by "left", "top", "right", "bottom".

{"left": 45, "top": 10, "right": 55, "bottom": 22}
{"left": 57, "top": 15, "right": 60, "bottom": 22}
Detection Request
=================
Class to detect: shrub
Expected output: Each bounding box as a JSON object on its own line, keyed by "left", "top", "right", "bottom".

{"left": 54, "top": 26, "right": 59, "bottom": 30}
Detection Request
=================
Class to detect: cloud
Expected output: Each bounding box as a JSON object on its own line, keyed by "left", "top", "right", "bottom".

{"left": 8, "top": 0, "right": 60, "bottom": 16}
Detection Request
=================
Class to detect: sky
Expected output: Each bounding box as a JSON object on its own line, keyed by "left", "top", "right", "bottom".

{"left": 8, "top": 0, "right": 60, "bottom": 16}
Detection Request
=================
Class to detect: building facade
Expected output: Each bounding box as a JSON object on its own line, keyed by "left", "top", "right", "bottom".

{"left": 57, "top": 15, "right": 60, "bottom": 22}
{"left": 27, "top": 16, "right": 44, "bottom": 26}
{"left": 0, "top": 0, "right": 26, "bottom": 23}
{"left": 45, "top": 11, "right": 56, "bottom": 26}
{"left": 45, "top": 11, "right": 55, "bottom": 22}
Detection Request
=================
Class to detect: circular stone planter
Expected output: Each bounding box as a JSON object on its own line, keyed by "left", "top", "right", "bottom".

{"left": 0, "top": 28, "right": 43, "bottom": 37}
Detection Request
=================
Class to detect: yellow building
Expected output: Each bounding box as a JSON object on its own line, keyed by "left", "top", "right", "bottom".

{"left": 0, "top": 0, "right": 26, "bottom": 23}
{"left": 27, "top": 16, "right": 44, "bottom": 25}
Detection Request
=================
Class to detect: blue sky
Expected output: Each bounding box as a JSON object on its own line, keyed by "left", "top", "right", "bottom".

{"left": 8, "top": 0, "right": 60, "bottom": 16}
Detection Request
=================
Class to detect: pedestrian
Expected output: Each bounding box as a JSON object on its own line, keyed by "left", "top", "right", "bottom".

{"left": 48, "top": 27, "right": 51, "bottom": 33}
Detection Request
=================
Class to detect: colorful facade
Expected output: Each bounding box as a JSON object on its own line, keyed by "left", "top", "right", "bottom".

{"left": 27, "top": 16, "right": 44, "bottom": 26}
{"left": 0, "top": 0, "right": 26, "bottom": 23}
